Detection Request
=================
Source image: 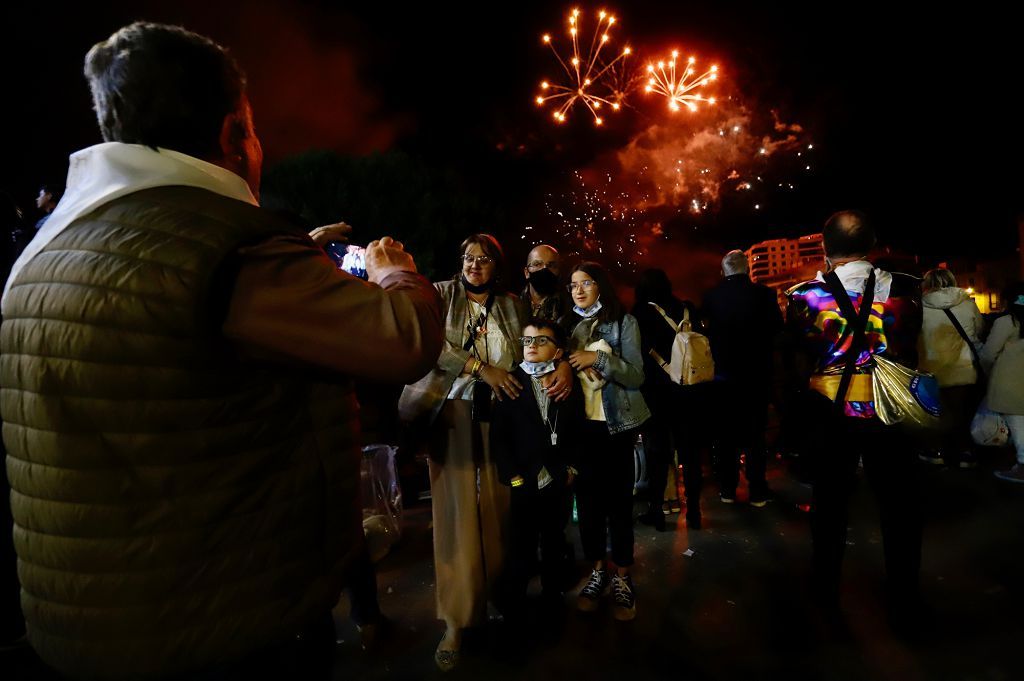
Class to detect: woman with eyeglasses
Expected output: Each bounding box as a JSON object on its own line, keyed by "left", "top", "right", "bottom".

{"left": 398, "top": 234, "right": 527, "bottom": 671}
{"left": 564, "top": 262, "right": 650, "bottom": 622}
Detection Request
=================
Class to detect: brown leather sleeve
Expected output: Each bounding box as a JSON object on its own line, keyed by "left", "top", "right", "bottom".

{"left": 222, "top": 234, "right": 444, "bottom": 382}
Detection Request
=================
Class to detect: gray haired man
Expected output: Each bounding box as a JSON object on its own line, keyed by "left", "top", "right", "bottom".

{"left": 1, "top": 22, "right": 443, "bottom": 679}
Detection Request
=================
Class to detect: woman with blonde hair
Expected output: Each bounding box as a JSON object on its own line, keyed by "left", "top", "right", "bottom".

{"left": 917, "top": 268, "right": 985, "bottom": 467}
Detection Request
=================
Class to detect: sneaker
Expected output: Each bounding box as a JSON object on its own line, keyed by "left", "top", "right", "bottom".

{"left": 577, "top": 569, "right": 609, "bottom": 612}
{"left": 749, "top": 489, "right": 772, "bottom": 508}
{"left": 720, "top": 493, "right": 736, "bottom": 504}
{"left": 957, "top": 451, "right": 978, "bottom": 469}
{"left": 994, "top": 463, "right": 1024, "bottom": 483}
{"left": 611, "top": 573, "right": 636, "bottom": 621}
{"left": 918, "top": 450, "right": 945, "bottom": 465}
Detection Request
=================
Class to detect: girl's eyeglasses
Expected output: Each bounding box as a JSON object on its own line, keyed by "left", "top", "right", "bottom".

{"left": 567, "top": 279, "right": 596, "bottom": 292}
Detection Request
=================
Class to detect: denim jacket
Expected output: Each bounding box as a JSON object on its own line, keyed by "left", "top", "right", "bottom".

{"left": 568, "top": 312, "right": 651, "bottom": 434}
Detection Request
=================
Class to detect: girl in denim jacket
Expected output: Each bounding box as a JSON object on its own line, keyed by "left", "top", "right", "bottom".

{"left": 565, "top": 261, "right": 650, "bottom": 621}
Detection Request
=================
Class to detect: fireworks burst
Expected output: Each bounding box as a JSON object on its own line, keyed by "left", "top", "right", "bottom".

{"left": 534, "top": 170, "right": 657, "bottom": 274}
{"left": 644, "top": 51, "right": 719, "bottom": 112}
{"left": 535, "top": 8, "right": 632, "bottom": 126}
{"left": 527, "top": 105, "right": 812, "bottom": 276}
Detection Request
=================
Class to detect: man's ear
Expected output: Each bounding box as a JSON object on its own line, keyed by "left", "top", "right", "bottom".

{"left": 218, "top": 112, "right": 246, "bottom": 161}
{"left": 554, "top": 347, "right": 565, "bottom": 360}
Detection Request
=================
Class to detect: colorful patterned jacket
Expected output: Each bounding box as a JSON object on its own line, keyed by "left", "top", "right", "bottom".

{"left": 786, "top": 264, "right": 922, "bottom": 418}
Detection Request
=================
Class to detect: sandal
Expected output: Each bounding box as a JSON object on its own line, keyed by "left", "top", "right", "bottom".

{"left": 435, "top": 632, "right": 460, "bottom": 672}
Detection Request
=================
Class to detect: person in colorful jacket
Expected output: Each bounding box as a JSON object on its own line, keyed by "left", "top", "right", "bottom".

{"left": 785, "top": 210, "right": 924, "bottom": 632}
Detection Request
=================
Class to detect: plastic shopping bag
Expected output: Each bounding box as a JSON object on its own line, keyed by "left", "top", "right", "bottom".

{"left": 361, "top": 444, "right": 403, "bottom": 562}
{"left": 971, "top": 399, "right": 1010, "bottom": 447}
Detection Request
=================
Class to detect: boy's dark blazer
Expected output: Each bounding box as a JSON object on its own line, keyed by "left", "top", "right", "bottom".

{"left": 490, "top": 365, "right": 585, "bottom": 490}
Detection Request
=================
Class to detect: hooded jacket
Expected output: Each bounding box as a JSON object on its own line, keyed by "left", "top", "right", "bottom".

{"left": 919, "top": 287, "right": 985, "bottom": 387}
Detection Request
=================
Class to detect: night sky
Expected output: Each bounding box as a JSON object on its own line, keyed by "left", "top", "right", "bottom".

{"left": 5, "top": 1, "right": 1022, "bottom": 260}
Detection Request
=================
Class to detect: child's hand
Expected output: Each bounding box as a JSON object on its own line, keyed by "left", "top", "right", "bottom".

{"left": 569, "top": 350, "right": 598, "bottom": 370}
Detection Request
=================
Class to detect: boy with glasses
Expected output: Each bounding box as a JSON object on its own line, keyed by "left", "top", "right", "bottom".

{"left": 490, "top": 318, "right": 585, "bottom": 617}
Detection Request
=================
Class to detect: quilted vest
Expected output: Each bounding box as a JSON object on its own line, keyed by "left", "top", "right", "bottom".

{"left": 1, "top": 186, "right": 359, "bottom": 679}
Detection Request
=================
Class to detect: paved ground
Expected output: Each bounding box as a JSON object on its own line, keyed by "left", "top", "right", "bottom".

{"left": 332, "top": 449, "right": 1024, "bottom": 681}
{"left": 7, "top": 448, "right": 1023, "bottom": 680}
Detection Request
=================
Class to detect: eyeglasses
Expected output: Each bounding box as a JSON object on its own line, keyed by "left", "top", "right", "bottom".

{"left": 462, "top": 254, "right": 494, "bottom": 266}
{"left": 527, "top": 260, "right": 560, "bottom": 272}
{"left": 567, "top": 279, "right": 597, "bottom": 292}
{"left": 519, "top": 335, "right": 556, "bottom": 347}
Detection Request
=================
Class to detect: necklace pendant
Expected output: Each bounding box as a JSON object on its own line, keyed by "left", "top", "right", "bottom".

{"left": 550, "top": 432, "right": 558, "bottom": 446}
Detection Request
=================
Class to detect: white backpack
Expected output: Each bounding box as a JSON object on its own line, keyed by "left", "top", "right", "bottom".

{"left": 647, "top": 302, "right": 715, "bottom": 385}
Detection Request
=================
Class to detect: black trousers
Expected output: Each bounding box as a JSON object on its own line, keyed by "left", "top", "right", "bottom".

{"left": 576, "top": 421, "right": 637, "bottom": 568}
{"left": 506, "top": 482, "right": 571, "bottom": 604}
{"left": 713, "top": 379, "right": 770, "bottom": 498}
{"left": 931, "top": 384, "right": 981, "bottom": 462}
{"left": 642, "top": 383, "right": 714, "bottom": 509}
{"left": 808, "top": 397, "right": 922, "bottom": 603}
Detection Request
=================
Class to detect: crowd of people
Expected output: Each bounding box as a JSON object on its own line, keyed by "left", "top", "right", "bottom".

{"left": 2, "top": 20, "right": 1023, "bottom": 681}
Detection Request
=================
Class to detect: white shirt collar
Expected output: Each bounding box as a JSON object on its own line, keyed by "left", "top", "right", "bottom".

{"left": 3, "top": 142, "right": 257, "bottom": 303}
{"left": 816, "top": 259, "right": 893, "bottom": 303}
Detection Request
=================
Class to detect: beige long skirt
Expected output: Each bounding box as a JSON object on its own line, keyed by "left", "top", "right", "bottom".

{"left": 428, "top": 399, "right": 510, "bottom": 629}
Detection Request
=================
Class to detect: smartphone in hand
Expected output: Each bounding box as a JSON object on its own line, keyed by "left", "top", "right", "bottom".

{"left": 325, "top": 241, "right": 368, "bottom": 280}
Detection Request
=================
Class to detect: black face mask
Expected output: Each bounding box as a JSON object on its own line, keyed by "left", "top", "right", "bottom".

{"left": 528, "top": 267, "right": 559, "bottom": 296}
{"left": 461, "top": 275, "right": 492, "bottom": 295}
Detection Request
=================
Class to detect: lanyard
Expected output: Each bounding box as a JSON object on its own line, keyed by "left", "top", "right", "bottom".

{"left": 535, "top": 378, "right": 560, "bottom": 446}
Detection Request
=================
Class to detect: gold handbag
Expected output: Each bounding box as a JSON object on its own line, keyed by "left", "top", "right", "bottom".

{"left": 871, "top": 354, "right": 941, "bottom": 428}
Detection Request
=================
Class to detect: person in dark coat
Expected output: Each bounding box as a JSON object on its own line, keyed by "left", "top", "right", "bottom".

{"left": 633, "top": 269, "right": 712, "bottom": 530}
{"left": 701, "top": 250, "right": 784, "bottom": 506}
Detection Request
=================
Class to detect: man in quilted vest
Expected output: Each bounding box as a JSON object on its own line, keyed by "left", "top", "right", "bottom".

{"left": 785, "top": 210, "right": 925, "bottom": 636}
{"left": 1, "top": 21, "right": 443, "bottom": 679}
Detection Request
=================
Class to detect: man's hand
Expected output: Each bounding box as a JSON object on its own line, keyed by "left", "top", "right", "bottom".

{"left": 366, "top": 236, "right": 417, "bottom": 285}
{"left": 546, "top": 361, "right": 574, "bottom": 402}
{"left": 479, "top": 365, "right": 522, "bottom": 401}
{"left": 309, "top": 222, "right": 353, "bottom": 247}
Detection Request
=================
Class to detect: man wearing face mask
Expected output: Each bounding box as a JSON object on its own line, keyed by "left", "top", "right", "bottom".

{"left": 519, "top": 245, "right": 575, "bottom": 403}
{"left": 521, "top": 244, "right": 565, "bottom": 320}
